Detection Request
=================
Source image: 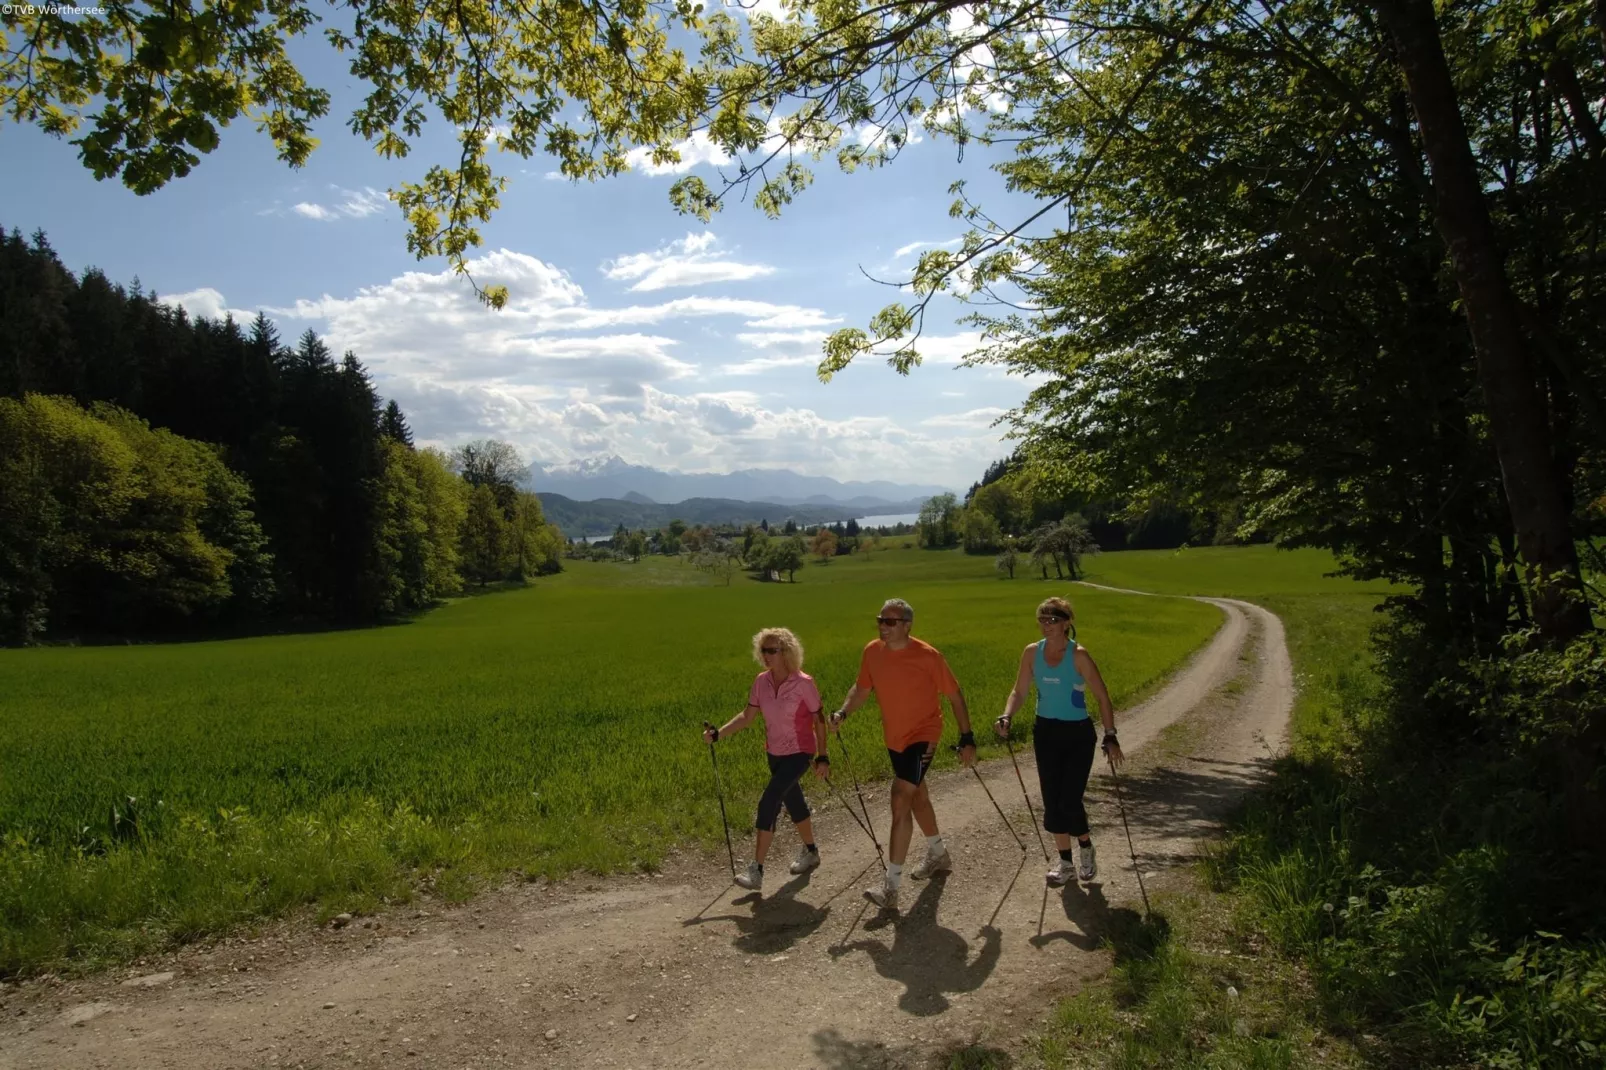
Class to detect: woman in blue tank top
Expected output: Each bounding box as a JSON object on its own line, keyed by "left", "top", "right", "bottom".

{"left": 994, "top": 597, "right": 1123, "bottom": 887}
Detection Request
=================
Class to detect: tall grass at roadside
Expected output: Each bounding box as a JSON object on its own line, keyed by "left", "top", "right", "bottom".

{"left": 0, "top": 549, "right": 1220, "bottom": 976}
{"left": 1120, "top": 552, "right": 1606, "bottom": 1067}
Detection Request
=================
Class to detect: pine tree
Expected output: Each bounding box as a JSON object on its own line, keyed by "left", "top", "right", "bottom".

{"left": 381, "top": 399, "right": 414, "bottom": 446}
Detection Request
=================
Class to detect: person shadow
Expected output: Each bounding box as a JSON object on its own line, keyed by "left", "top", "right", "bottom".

{"left": 680, "top": 869, "right": 832, "bottom": 954}
{"left": 828, "top": 877, "right": 1003, "bottom": 1016}
{"left": 1030, "top": 877, "right": 1114, "bottom": 952}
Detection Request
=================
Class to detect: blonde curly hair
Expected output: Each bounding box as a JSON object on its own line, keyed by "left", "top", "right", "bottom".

{"left": 752, "top": 627, "right": 804, "bottom": 673}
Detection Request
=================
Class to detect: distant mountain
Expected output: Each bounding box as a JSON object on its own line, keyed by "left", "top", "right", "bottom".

{"left": 526, "top": 455, "right": 950, "bottom": 507}
{"left": 537, "top": 494, "right": 926, "bottom": 538}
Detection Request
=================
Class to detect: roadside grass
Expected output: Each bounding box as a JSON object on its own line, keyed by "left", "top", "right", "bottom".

{"left": 0, "top": 546, "right": 1219, "bottom": 977}
{"left": 1025, "top": 890, "right": 1368, "bottom": 1070}
{"left": 1025, "top": 547, "right": 1606, "bottom": 1068}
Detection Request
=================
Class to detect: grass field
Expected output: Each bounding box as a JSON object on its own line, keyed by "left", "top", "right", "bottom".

{"left": 1084, "top": 547, "right": 1397, "bottom": 752}
{"left": 0, "top": 542, "right": 1237, "bottom": 977}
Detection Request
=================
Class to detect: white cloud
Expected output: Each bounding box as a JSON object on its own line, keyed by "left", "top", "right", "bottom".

{"left": 226, "top": 250, "right": 1007, "bottom": 484}
{"left": 290, "top": 186, "right": 392, "bottom": 222}
{"left": 734, "top": 330, "right": 828, "bottom": 349}
{"left": 901, "top": 332, "right": 987, "bottom": 365}
{"left": 624, "top": 132, "right": 734, "bottom": 176}
{"left": 893, "top": 237, "right": 962, "bottom": 259}
{"left": 920, "top": 406, "right": 1008, "bottom": 430}
{"left": 724, "top": 0, "right": 789, "bottom": 17}
{"left": 601, "top": 232, "right": 775, "bottom": 292}
{"left": 156, "top": 287, "right": 259, "bottom": 324}
{"left": 719, "top": 354, "right": 818, "bottom": 376}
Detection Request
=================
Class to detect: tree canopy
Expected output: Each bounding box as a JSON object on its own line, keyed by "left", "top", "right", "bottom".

{"left": 6, "top": 0, "right": 1601, "bottom": 638}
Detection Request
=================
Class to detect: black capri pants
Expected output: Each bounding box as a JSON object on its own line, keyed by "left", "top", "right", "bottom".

{"left": 1032, "top": 717, "right": 1097, "bottom": 837}
{"left": 755, "top": 752, "right": 813, "bottom": 832}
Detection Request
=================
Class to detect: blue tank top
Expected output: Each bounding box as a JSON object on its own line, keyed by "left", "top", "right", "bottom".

{"left": 1033, "top": 639, "right": 1089, "bottom": 721}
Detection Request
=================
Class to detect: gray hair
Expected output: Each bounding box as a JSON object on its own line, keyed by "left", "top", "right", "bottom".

{"left": 881, "top": 598, "right": 914, "bottom": 622}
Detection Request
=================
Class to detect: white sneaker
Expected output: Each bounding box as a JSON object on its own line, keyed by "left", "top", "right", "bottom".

{"left": 910, "top": 847, "right": 953, "bottom": 880}
{"left": 734, "top": 861, "right": 763, "bottom": 890}
{"left": 789, "top": 846, "right": 821, "bottom": 874}
{"left": 1077, "top": 841, "right": 1098, "bottom": 882}
{"left": 1046, "top": 856, "right": 1075, "bottom": 887}
{"left": 863, "top": 877, "right": 899, "bottom": 912}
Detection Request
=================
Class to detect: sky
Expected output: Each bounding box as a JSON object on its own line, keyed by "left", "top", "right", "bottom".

{"left": 1, "top": 16, "right": 1047, "bottom": 492}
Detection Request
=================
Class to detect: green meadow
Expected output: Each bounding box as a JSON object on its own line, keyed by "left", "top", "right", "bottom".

{"left": 0, "top": 540, "right": 1243, "bottom": 977}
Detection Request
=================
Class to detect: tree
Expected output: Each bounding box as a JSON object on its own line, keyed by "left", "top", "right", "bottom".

{"left": 450, "top": 440, "right": 527, "bottom": 515}
{"left": 459, "top": 484, "right": 514, "bottom": 586}
{"left": 767, "top": 536, "right": 806, "bottom": 582}
{"left": 380, "top": 400, "right": 414, "bottom": 446}
{"left": 958, "top": 507, "right": 1002, "bottom": 555}
{"left": 0, "top": 395, "right": 274, "bottom": 641}
{"left": 810, "top": 527, "right": 838, "bottom": 562}
{"left": 746, "top": 529, "right": 772, "bottom": 571}
{"left": 511, "top": 491, "right": 564, "bottom": 578}
{"left": 970, "top": 479, "right": 1026, "bottom": 536}
{"left": 693, "top": 538, "right": 741, "bottom": 586}
{"left": 995, "top": 542, "right": 1019, "bottom": 580}
{"left": 11, "top": 0, "right": 1598, "bottom": 641}
{"left": 917, "top": 493, "right": 961, "bottom": 549}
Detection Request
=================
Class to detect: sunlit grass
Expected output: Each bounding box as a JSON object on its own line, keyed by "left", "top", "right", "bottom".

{"left": 0, "top": 544, "right": 1220, "bottom": 976}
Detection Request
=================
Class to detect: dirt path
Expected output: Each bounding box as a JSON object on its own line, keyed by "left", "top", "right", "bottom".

{"left": 0, "top": 596, "right": 1292, "bottom": 1070}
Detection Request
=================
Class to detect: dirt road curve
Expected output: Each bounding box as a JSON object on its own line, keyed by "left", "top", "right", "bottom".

{"left": 0, "top": 596, "right": 1292, "bottom": 1070}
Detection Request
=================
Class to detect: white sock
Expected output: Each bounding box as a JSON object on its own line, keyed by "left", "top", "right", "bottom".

{"left": 886, "top": 862, "right": 904, "bottom": 888}
{"left": 927, "top": 834, "right": 945, "bottom": 855}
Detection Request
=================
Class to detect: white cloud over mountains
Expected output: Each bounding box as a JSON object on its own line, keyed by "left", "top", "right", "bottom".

{"left": 229, "top": 245, "right": 1006, "bottom": 482}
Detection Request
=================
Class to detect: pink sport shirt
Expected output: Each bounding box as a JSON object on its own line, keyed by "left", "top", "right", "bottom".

{"left": 747, "top": 670, "right": 822, "bottom": 756}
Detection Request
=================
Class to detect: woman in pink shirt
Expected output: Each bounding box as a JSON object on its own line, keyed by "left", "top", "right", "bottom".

{"left": 702, "top": 627, "right": 830, "bottom": 891}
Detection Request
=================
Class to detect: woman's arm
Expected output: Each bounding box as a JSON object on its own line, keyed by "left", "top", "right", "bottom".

{"left": 704, "top": 704, "right": 759, "bottom": 743}
{"left": 1075, "top": 647, "right": 1123, "bottom": 764}
{"left": 1074, "top": 648, "right": 1116, "bottom": 734}
{"left": 996, "top": 645, "right": 1035, "bottom": 736}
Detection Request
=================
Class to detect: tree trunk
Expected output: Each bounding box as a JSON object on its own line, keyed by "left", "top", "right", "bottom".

{"left": 1373, "top": 0, "right": 1592, "bottom": 643}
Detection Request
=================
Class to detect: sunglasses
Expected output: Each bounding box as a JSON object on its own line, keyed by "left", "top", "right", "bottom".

{"left": 760, "top": 646, "right": 781, "bottom": 655}
{"left": 875, "top": 616, "right": 909, "bottom": 627}
{"left": 1037, "top": 614, "right": 1070, "bottom": 624}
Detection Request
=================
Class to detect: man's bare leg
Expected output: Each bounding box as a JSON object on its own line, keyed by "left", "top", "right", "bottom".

{"left": 912, "top": 780, "right": 938, "bottom": 837}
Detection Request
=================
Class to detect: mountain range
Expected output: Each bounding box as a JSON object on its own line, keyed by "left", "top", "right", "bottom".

{"left": 525, "top": 456, "right": 951, "bottom": 508}
{"left": 537, "top": 494, "right": 926, "bottom": 538}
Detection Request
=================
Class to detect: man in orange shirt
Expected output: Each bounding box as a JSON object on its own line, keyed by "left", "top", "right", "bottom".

{"left": 829, "top": 597, "right": 977, "bottom": 912}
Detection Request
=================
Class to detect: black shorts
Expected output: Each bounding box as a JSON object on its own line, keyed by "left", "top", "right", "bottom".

{"left": 887, "top": 740, "right": 937, "bottom": 786}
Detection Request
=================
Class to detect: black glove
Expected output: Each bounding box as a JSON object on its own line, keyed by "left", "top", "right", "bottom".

{"left": 958, "top": 731, "right": 976, "bottom": 749}
{"left": 1101, "top": 732, "right": 1119, "bottom": 754}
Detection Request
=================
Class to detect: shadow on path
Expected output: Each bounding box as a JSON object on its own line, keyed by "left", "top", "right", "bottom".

{"left": 679, "top": 863, "right": 879, "bottom": 954}
{"left": 811, "top": 1027, "right": 1014, "bottom": 1069}
{"left": 829, "top": 877, "right": 1004, "bottom": 1016}
{"left": 1030, "top": 878, "right": 1117, "bottom": 952}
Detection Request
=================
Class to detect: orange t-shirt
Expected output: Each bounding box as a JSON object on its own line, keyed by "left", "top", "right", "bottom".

{"left": 855, "top": 637, "right": 960, "bottom": 750}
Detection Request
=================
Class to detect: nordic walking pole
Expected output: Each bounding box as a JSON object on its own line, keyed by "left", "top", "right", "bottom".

{"left": 1104, "top": 745, "right": 1151, "bottom": 919}
{"left": 1004, "top": 736, "right": 1051, "bottom": 863}
{"left": 834, "top": 731, "right": 886, "bottom": 867}
{"left": 702, "top": 722, "right": 736, "bottom": 878}
{"left": 822, "top": 774, "right": 886, "bottom": 870}
{"left": 956, "top": 745, "right": 1027, "bottom": 851}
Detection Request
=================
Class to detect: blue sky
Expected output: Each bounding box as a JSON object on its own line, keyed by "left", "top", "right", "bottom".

{"left": 2, "top": 20, "right": 1046, "bottom": 492}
